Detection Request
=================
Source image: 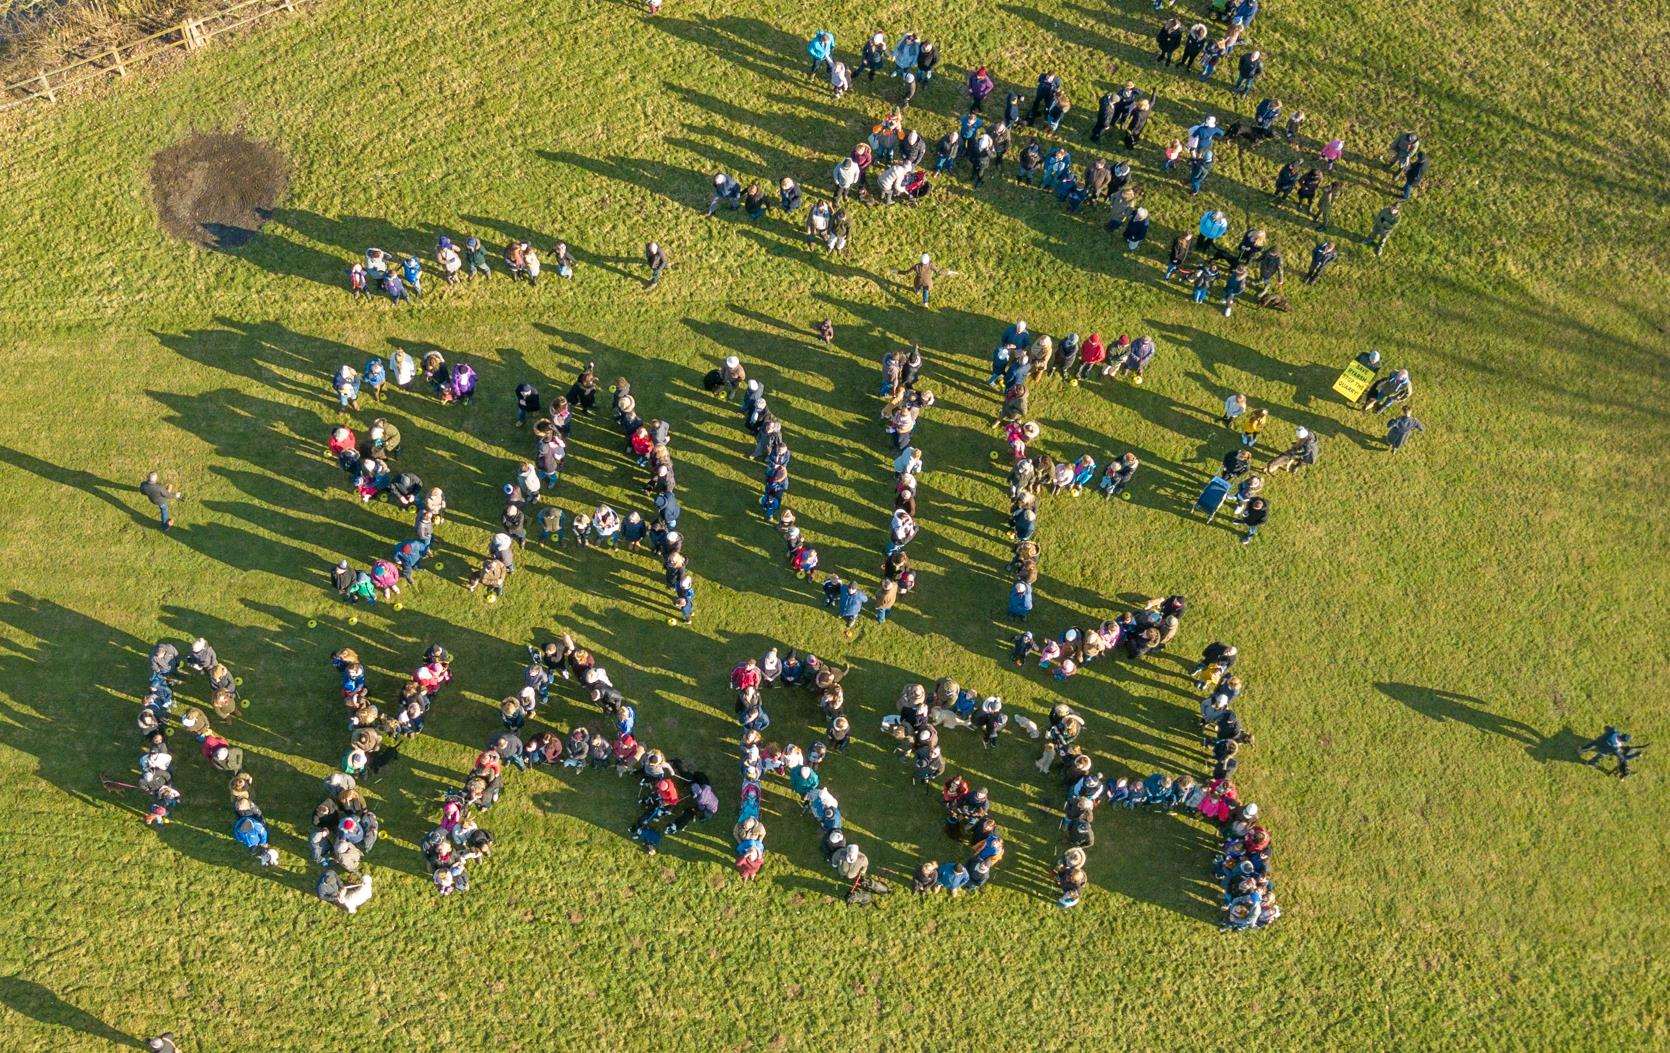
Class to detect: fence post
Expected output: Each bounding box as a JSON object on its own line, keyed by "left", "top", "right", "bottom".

{"left": 37, "top": 70, "right": 55, "bottom": 103}
{"left": 110, "top": 47, "right": 127, "bottom": 77}
{"left": 183, "top": 18, "right": 207, "bottom": 50}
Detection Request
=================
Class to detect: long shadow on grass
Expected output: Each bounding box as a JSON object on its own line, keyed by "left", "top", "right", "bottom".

{"left": 0, "top": 977, "right": 142, "bottom": 1048}
{"left": 1375, "top": 681, "right": 1557, "bottom": 757}
{"left": 0, "top": 592, "right": 318, "bottom": 893}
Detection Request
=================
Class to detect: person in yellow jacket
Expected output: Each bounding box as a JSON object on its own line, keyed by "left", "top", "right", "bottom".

{"left": 1238, "top": 406, "right": 1269, "bottom": 448}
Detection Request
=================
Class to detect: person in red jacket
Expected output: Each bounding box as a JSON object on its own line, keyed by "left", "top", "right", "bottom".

{"left": 1073, "top": 332, "right": 1107, "bottom": 382}
{"left": 730, "top": 658, "right": 762, "bottom": 693}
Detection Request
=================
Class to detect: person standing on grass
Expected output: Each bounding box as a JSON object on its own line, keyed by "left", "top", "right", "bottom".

{"left": 1401, "top": 150, "right": 1428, "bottom": 199}
{"left": 464, "top": 236, "right": 489, "bottom": 278}
{"left": 1125, "top": 100, "right": 1152, "bottom": 147}
{"left": 837, "top": 581, "right": 869, "bottom": 634}
{"left": 1157, "top": 17, "right": 1184, "bottom": 64}
{"left": 645, "top": 242, "right": 669, "bottom": 288}
{"left": 899, "top": 253, "right": 952, "bottom": 305}
{"left": 1233, "top": 49, "right": 1263, "bottom": 95}
{"left": 1304, "top": 240, "right": 1337, "bottom": 284}
{"left": 1316, "top": 179, "right": 1343, "bottom": 230}
{"left": 140, "top": 471, "right": 180, "bottom": 530}
{"left": 707, "top": 172, "right": 742, "bottom": 216}
{"left": 1223, "top": 263, "right": 1248, "bottom": 316}
{"left": 807, "top": 30, "right": 835, "bottom": 77}
{"left": 1385, "top": 406, "right": 1424, "bottom": 451}
{"left": 1578, "top": 726, "right": 1642, "bottom": 778}
{"left": 1009, "top": 580, "right": 1033, "bottom": 618}
{"left": 1370, "top": 201, "right": 1402, "bottom": 255}
{"left": 1238, "top": 496, "right": 1268, "bottom": 544}
{"left": 876, "top": 575, "right": 899, "bottom": 623}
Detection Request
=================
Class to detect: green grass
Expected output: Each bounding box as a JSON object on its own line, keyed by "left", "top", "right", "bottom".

{"left": 0, "top": 0, "right": 1665, "bottom": 1048}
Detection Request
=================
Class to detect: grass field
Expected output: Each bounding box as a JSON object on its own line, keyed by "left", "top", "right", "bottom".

{"left": 0, "top": 0, "right": 1665, "bottom": 1048}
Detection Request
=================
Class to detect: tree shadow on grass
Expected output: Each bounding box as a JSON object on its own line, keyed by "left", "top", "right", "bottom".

{"left": 0, "top": 976, "right": 142, "bottom": 1048}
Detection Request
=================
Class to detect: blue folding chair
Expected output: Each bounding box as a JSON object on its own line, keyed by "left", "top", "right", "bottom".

{"left": 1195, "top": 475, "right": 1233, "bottom": 522}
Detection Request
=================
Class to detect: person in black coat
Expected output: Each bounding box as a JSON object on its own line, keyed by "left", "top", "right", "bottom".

{"left": 1125, "top": 100, "right": 1152, "bottom": 148}
{"left": 1273, "top": 159, "right": 1300, "bottom": 199}
{"left": 1238, "top": 496, "right": 1268, "bottom": 544}
{"left": 1157, "top": 18, "right": 1184, "bottom": 64}
{"left": 1091, "top": 91, "right": 1116, "bottom": 141}
{"left": 1304, "top": 240, "right": 1337, "bottom": 284}
{"left": 1027, "top": 72, "right": 1060, "bottom": 124}
{"left": 1180, "top": 23, "right": 1209, "bottom": 69}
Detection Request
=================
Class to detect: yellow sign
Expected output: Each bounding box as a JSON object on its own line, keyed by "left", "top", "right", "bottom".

{"left": 1333, "top": 361, "right": 1376, "bottom": 402}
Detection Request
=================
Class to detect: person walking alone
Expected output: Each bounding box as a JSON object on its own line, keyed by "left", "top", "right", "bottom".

{"left": 140, "top": 471, "right": 181, "bottom": 530}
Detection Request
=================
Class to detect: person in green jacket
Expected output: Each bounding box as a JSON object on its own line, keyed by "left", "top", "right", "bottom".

{"left": 345, "top": 570, "right": 376, "bottom": 605}
{"left": 465, "top": 236, "right": 490, "bottom": 278}
{"left": 1370, "top": 202, "right": 1401, "bottom": 256}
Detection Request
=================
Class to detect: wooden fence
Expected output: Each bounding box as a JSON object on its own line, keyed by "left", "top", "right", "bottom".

{"left": 0, "top": 0, "right": 317, "bottom": 114}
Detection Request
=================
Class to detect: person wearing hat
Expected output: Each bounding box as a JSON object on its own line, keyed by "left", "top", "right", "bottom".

{"left": 147, "top": 1034, "right": 179, "bottom": 1052}
{"left": 1268, "top": 426, "right": 1319, "bottom": 473}
{"left": 973, "top": 696, "right": 1008, "bottom": 747}
{"left": 1055, "top": 848, "right": 1088, "bottom": 907}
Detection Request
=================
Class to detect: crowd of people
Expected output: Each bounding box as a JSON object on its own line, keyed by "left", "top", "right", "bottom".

{"left": 347, "top": 236, "right": 576, "bottom": 303}
{"left": 124, "top": 9, "right": 1501, "bottom": 935}
{"left": 122, "top": 639, "right": 278, "bottom": 867}
{"left": 728, "top": 651, "right": 892, "bottom": 901}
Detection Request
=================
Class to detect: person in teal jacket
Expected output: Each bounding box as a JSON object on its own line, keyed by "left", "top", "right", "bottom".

{"left": 807, "top": 30, "right": 834, "bottom": 76}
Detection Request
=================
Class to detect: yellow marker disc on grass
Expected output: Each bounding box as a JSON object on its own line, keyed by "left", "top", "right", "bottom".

{"left": 306, "top": 619, "right": 317, "bottom": 628}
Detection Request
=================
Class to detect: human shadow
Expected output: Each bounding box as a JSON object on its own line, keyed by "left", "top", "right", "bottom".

{"left": 0, "top": 976, "right": 142, "bottom": 1048}
{"left": 1375, "top": 682, "right": 1543, "bottom": 747}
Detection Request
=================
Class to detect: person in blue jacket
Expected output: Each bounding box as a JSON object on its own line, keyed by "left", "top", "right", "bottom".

{"left": 1198, "top": 208, "right": 1229, "bottom": 253}
{"left": 892, "top": 33, "right": 919, "bottom": 77}
{"left": 806, "top": 30, "right": 834, "bottom": 76}
{"left": 1008, "top": 580, "right": 1034, "bottom": 618}
{"left": 837, "top": 582, "right": 869, "bottom": 631}
{"left": 937, "top": 860, "right": 970, "bottom": 895}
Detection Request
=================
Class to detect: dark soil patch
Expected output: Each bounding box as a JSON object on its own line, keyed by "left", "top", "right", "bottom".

{"left": 149, "top": 131, "right": 288, "bottom": 249}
